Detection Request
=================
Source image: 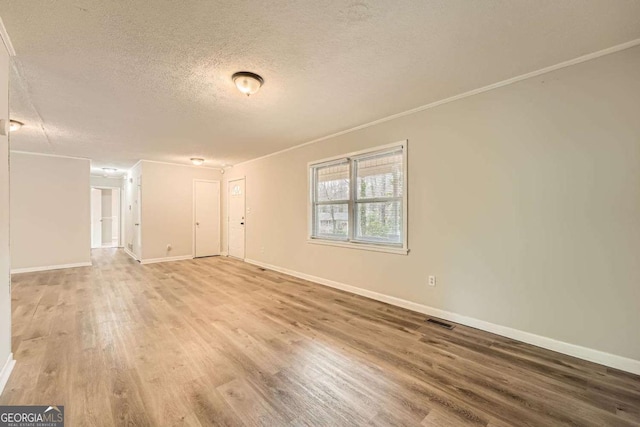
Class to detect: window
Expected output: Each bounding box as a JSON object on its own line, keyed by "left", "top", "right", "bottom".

{"left": 309, "top": 141, "right": 407, "bottom": 254}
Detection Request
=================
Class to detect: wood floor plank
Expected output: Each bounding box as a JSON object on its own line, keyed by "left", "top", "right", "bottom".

{"left": 0, "top": 248, "right": 638, "bottom": 426}
{"left": 218, "top": 378, "right": 290, "bottom": 426}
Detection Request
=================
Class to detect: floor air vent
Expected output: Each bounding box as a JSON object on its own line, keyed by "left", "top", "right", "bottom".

{"left": 426, "top": 318, "right": 455, "bottom": 330}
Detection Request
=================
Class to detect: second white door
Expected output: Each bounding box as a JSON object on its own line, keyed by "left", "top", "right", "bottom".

{"left": 194, "top": 180, "right": 221, "bottom": 257}
{"left": 132, "top": 177, "right": 142, "bottom": 260}
{"left": 228, "top": 178, "right": 245, "bottom": 259}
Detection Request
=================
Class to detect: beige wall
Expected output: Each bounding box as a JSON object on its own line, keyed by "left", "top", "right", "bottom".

{"left": 139, "top": 161, "right": 222, "bottom": 261}
{"left": 224, "top": 46, "right": 640, "bottom": 364}
{"left": 0, "top": 33, "right": 11, "bottom": 383}
{"left": 10, "top": 153, "right": 91, "bottom": 270}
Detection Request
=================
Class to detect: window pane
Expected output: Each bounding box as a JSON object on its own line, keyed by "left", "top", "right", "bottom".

{"left": 314, "top": 203, "right": 349, "bottom": 239}
{"left": 316, "top": 163, "right": 349, "bottom": 202}
{"left": 355, "top": 201, "right": 402, "bottom": 244}
{"left": 355, "top": 152, "right": 402, "bottom": 200}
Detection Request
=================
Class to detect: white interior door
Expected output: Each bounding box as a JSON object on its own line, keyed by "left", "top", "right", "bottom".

{"left": 91, "top": 188, "right": 102, "bottom": 248}
{"left": 194, "top": 180, "right": 220, "bottom": 257}
{"left": 111, "top": 188, "right": 121, "bottom": 244}
{"left": 101, "top": 189, "right": 113, "bottom": 245}
{"left": 228, "top": 178, "right": 246, "bottom": 259}
{"left": 132, "top": 177, "right": 142, "bottom": 259}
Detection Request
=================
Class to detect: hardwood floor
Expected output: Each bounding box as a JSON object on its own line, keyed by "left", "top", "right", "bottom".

{"left": 2, "top": 248, "right": 639, "bottom": 426}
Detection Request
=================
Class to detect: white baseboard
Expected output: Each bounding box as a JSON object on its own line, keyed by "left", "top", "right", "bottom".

{"left": 11, "top": 262, "right": 92, "bottom": 275}
{"left": 123, "top": 247, "right": 138, "bottom": 262}
{"left": 0, "top": 353, "right": 15, "bottom": 396}
{"left": 245, "top": 258, "right": 640, "bottom": 375}
{"left": 140, "top": 255, "right": 193, "bottom": 265}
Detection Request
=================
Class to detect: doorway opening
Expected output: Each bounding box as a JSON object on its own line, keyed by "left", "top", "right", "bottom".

{"left": 91, "top": 187, "right": 122, "bottom": 248}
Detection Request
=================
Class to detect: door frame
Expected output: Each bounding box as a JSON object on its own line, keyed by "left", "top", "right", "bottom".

{"left": 193, "top": 179, "right": 221, "bottom": 258}
{"left": 226, "top": 177, "right": 246, "bottom": 259}
{"left": 91, "top": 185, "right": 124, "bottom": 248}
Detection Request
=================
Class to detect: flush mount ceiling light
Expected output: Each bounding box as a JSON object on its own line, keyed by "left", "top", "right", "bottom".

{"left": 191, "top": 158, "right": 205, "bottom": 166}
{"left": 232, "top": 71, "right": 264, "bottom": 96}
{"left": 9, "top": 120, "right": 24, "bottom": 132}
{"left": 102, "top": 167, "right": 117, "bottom": 173}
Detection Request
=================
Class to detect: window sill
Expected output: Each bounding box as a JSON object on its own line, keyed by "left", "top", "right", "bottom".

{"left": 307, "top": 239, "right": 409, "bottom": 255}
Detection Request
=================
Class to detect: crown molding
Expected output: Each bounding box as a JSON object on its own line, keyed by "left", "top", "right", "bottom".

{"left": 10, "top": 150, "right": 90, "bottom": 161}
{"left": 234, "top": 38, "right": 640, "bottom": 168}
{"left": 139, "top": 159, "right": 224, "bottom": 171}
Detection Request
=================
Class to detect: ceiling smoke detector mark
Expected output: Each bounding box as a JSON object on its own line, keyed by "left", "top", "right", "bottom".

{"left": 339, "top": 2, "right": 375, "bottom": 22}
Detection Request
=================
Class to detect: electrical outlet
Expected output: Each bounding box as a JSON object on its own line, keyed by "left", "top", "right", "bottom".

{"left": 428, "top": 275, "right": 436, "bottom": 287}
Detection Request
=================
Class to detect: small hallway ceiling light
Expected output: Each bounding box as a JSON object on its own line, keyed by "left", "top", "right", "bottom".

{"left": 232, "top": 71, "right": 264, "bottom": 96}
{"left": 102, "top": 168, "right": 117, "bottom": 173}
{"left": 191, "top": 158, "right": 205, "bottom": 166}
{"left": 9, "top": 120, "right": 23, "bottom": 132}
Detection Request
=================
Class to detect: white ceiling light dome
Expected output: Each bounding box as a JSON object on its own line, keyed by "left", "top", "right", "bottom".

{"left": 191, "top": 158, "right": 205, "bottom": 166}
{"left": 232, "top": 72, "right": 264, "bottom": 96}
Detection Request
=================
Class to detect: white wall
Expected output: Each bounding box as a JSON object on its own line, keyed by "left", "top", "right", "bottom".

{"left": 223, "top": 46, "right": 640, "bottom": 370}
{"left": 10, "top": 153, "right": 91, "bottom": 271}
{"left": 139, "top": 161, "right": 222, "bottom": 261}
{"left": 0, "top": 29, "right": 13, "bottom": 392}
{"left": 90, "top": 175, "right": 124, "bottom": 189}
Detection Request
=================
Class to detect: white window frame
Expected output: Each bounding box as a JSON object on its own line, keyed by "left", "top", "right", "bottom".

{"left": 307, "top": 140, "right": 408, "bottom": 255}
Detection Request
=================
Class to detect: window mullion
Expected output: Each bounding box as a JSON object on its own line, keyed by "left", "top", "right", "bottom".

{"left": 349, "top": 158, "right": 356, "bottom": 243}
{"left": 314, "top": 200, "right": 350, "bottom": 205}
{"left": 354, "top": 197, "right": 402, "bottom": 204}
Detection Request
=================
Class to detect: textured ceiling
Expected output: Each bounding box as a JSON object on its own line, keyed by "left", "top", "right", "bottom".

{"left": 1, "top": 1, "right": 640, "bottom": 172}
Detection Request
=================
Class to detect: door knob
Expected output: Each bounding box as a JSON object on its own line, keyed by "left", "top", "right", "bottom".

{"left": 240, "top": 222, "right": 245, "bottom": 225}
{"left": 135, "top": 223, "right": 139, "bottom": 226}
{"left": 196, "top": 222, "right": 200, "bottom": 226}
